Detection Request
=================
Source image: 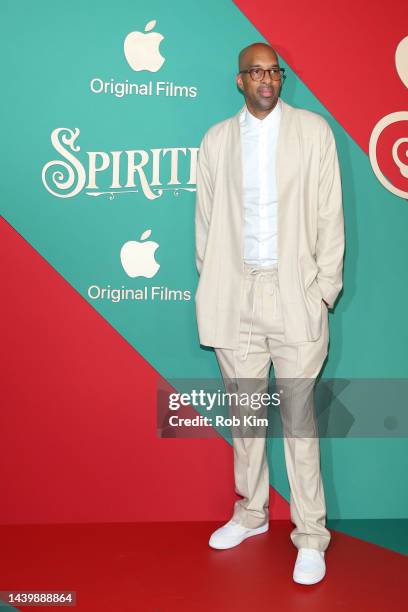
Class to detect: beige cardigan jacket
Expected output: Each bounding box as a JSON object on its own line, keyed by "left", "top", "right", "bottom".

{"left": 194, "top": 98, "right": 344, "bottom": 349}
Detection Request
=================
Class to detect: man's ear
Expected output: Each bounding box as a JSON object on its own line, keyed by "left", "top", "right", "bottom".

{"left": 236, "top": 74, "right": 244, "bottom": 91}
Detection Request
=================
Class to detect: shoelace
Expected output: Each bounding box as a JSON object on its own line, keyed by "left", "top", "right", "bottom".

{"left": 300, "top": 548, "right": 324, "bottom": 558}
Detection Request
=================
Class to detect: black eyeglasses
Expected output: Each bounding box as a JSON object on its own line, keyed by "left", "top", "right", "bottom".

{"left": 239, "top": 67, "right": 286, "bottom": 82}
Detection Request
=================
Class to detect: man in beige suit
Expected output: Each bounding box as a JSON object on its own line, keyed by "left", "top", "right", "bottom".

{"left": 194, "top": 42, "right": 344, "bottom": 585}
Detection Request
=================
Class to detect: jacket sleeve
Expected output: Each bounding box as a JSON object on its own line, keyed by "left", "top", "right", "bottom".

{"left": 195, "top": 132, "right": 214, "bottom": 275}
{"left": 316, "top": 121, "right": 345, "bottom": 308}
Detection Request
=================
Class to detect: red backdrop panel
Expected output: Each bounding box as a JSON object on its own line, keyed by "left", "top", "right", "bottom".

{"left": 0, "top": 217, "right": 289, "bottom": 523}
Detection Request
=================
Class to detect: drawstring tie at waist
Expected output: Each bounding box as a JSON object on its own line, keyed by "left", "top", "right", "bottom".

{"left": 242, "top": 265, "right": 278, "bottom": 361}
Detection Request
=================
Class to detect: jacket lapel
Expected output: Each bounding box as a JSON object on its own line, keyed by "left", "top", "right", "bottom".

{"left": 227, "top": 104, "right": 246, "bottom": 270}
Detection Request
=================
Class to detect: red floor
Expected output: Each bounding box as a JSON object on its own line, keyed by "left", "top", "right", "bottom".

{"left": 0, "top": 521, "right": 406, "bottom": 611}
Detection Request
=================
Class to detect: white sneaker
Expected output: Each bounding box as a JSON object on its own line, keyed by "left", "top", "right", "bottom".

{"left": 293, "top": 547, "right": 326, "bottom": 585}
{"left": 209, "top": 519, "right": 269, "bottom": 550}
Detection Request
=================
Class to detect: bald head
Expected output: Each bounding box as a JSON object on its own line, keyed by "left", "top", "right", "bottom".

{"left": 238, "top": 42, "right": 278, "bottom": 71}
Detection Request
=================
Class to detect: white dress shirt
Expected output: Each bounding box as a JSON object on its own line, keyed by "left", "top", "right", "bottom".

{"left": 239, "top": 98, "right": 282, "bottom": 266}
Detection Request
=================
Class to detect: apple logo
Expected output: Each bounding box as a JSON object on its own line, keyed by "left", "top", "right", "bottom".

{"left": 120, "top": 229, "right": 160, "bottom": 278}
{"left": 124, "top": 19, "right": 165, "bottom": 72}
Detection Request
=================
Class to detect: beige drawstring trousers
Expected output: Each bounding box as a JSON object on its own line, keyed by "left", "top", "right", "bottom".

{"left": 214, "top": 262, "right": 331, "bottom": 552}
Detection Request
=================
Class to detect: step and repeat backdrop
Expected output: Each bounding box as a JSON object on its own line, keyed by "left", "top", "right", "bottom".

{"left": 1, "top": 0, "right": 408, "bottom": 526}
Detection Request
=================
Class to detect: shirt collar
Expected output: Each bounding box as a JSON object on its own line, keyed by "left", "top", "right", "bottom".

{"left": 240, "top": 97, "right": 281, "bottom": 128}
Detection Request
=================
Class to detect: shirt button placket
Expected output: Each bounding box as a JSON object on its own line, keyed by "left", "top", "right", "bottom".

{"left": 259, "top": 125, "right": 268, "bottom": 261}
